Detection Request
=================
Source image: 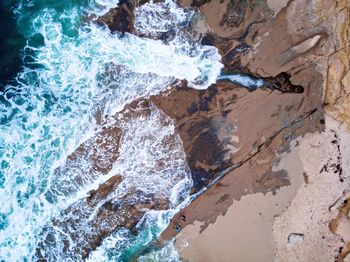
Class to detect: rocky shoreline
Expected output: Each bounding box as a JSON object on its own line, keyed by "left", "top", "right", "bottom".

{"left": 166, "top": 0, "right": 350, "bottom": 261}
{"left": 37, "top": 0, "right": 350, "bottom": 260}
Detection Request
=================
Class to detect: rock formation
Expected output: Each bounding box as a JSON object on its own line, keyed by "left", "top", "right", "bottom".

{"left": 169, "top": 0, "right": 350, "bottom": 261}
{"left": 37, "top": 0, "right": 350, "bottom": 260}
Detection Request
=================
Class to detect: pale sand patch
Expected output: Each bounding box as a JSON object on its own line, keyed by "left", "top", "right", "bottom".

{"left": 175, "top": 116, "right": 350, "bottom": 262}
{"left": 175, "top": 141, "right": 304, "bottom": 262}
{"left": 272, "top": 116, "right": 350, "bottom": 261}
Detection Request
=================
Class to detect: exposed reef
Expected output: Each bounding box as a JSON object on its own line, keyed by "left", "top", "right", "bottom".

{"left": 36, "top": 0, "right": 350, "bottom": 260}
{"left": 171, "top": 0, "right": 350, "bottom": 261}
{"left": 96, "top": 0, "right": 136, "bottom": 34}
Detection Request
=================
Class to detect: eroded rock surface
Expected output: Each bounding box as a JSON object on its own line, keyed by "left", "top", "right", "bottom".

{"left": 96, "top": 0, "right": 136, "bottom": 34}
{"left": 36, "top": 101, "right": 190, "bottom": 260}
{"left": 37, "top": 0, "right": 350, "bottom": 260}
{"left": 189, "top": 0, "right": 350, "bottom": 127}
{"left": 157, "top": 0, "right": 329, "bottom": 240}
{"left": 151, "top": 80, "right": 322, "bottom": 194}
{"left": 168, "top": 0, "right": 350, "bottom": 260}
{"left": 38, "top": 73, "right": 322, "bottom": 258}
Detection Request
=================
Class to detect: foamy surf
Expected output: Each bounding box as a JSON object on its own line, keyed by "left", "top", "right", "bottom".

{"left": 217, "top": 74, "right": 264, "bottom": 89}
{"left": 0, "top": 0, "right": 222, "bottom": 260}
{"left": 38, "top": 104, "right": 193, "bottom": 261}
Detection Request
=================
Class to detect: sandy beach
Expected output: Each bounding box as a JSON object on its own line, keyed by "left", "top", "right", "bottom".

{"left": 2, "top": 0, "right": 348, "bottom": 259}
{"left": 174, "top": 116, "right": 350, "bottom": 261}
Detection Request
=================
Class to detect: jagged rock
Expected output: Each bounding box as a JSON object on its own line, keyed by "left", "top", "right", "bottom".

{"left": 263, "top": 72, "right": 304, "bottom": 93}
{"left": 37, "top": 0, "right": 350, "bottom": 259}
{"left": 158, "top": 79, "right": 322, "bottom": 241}
{"left": 38, "top": 72, "right": 322, "bottom": 258}
{"left": 95, "top": 0, "right": 166, "bottom": 35}
{"left": 36, "top": 102, "right": 175, "bottom": 259}
{"left": 220, "top": 0, "right": 247, "bottom": 28}
{"left": 95, "top": 0, "right": 136, "bottom": 34}
{"left": 168, "top": 1, "right": 350, "bottom": 260}
{"left": 156, "top": 0, "right": 350, "bottom": 245}
{"left": 191, "top": 0, "right": 211, "bottom": 8}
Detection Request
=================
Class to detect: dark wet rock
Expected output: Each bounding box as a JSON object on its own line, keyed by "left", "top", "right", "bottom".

{"left": 264, "top": 72, "right": 305, "bottom": 93}
{"left": 155, "top": 0, "right": 348, "bottom": 249}
{"left": 191, "top": 0, "right": 212, "bottom": 8}
{"left": 159, "top": 29, "right": 177, "bottom": 43}
{"left": 38, "top": 71, "right": 323, "bottom": 257}
{"left": 151, "top": 83, "right": 236, "bottom": 193}
{"left": 38, "top": 72, "right": 323, "bottom": 259}
{"left": 86, "top": 175, "right": 123, "bottom": 205}
{"left": 38, "top": 0, "right": 338, "bottom": 258}
{"left": 200, "top": 34, "right": 216, "bottom": 46}
{"left": 36, "top": 99, "right": 192, "bottom": 259}
{"left": 151, "top": 76, "right": 322, "bottom": 194}
{"left": 220, "top": 0, "right": 247, "bottom": 28}
{"left": 44, "top": 124, "right": 121, "bottom": 202}
{"left": 37, "top": 189, "right": 169, "bottom": 260}
{"left": 96, "top": 1, "right": 135, "bottom": 34}
{"left": 137, "top": 0, "right": 165, "bottom": 5}
{"left": 222, "top": 43, "right": 251, "bottom": 69}
{"left": 95, "top": 0, "right": 167, "bottom": 36}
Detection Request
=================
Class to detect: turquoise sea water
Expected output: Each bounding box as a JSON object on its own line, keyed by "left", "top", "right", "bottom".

{"left": 0, "top": 0, "right": 223, "bottom": 260}
{"left": 0, "top": 1, "right": 26, "bottom": 88}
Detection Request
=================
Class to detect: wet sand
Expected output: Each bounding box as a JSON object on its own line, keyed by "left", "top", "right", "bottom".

{"left": 49, "top": 0, "right": 350, "bottom": 258}
{"left": 163, "top": 0, "right": 350, "bottom": 260}
{"left": 175, "top": 116, "right": 350, "bottom": 261}
{"left": 175, "top": 139, "right": 304, "bottom": 262}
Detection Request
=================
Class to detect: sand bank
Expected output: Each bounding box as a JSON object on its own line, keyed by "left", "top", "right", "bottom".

{"left": 175, "top": 116, "right": 350, "bottom": 261}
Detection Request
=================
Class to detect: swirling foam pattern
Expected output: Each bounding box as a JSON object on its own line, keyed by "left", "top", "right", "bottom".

{"left": 0, "top": 0, "right": 222, "bottom": 260}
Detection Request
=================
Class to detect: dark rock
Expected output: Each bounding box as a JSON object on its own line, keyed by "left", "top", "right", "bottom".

{"left": 264, "top": 72, "right": 305, "bottom": 93}
{"left": 96, "top": 2, "right": 135, "bottom": 34}
{"left": 223, "top": 43, "right": 251, "bottom": 67}
{"left": 220, "top": 0, "right": 247, "bottom": 28}
{"left": 191, "top": 0, "right": 212, "bottom": 8}
{"left": 201, "top": 34, "right": 216, "bottom": 46}
{"left": 37, "top": 189, "right": 169, "bottom": 261}
{"left": 151, "top": 83, "right": 236, "bottom": 193}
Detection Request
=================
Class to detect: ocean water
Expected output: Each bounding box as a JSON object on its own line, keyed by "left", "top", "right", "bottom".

{"left": 217, "top": 73, "right": 264, "bottom": 89}
{"left": 0, "top": 0, "right": 223, "bottom": 261}
{"left": 0, "top": 1, "right": 26, "bottom": 88}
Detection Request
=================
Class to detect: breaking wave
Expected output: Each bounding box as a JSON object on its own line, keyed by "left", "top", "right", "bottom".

{"left": 0, "top": 0, "right": 222, "bottom": 260}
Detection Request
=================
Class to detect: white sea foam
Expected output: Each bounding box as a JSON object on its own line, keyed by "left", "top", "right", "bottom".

{"left": 40, "top": 105, "right": 192, "bottom": 261}
{"left": 134, "top": 0, "right": 223, "bottom": 89}
{"left": 89, "top": 0, "right": 120, "bottom": 16}
{"left": 217, "top": 74, "right": 264, "bottom": 89}
{"left": 138, "top": 239, "right": 181, "bottom": 262}
{"left": 0, "top": 0, "right": 222, "bottom": 260}
{"left": 87, "top": 202, "right": 187, "bottom": 261}
{"left": 113, "top": 105, "right": 192, "bottom": 203}
{"left": 134, "top": 0, "right": 193, "bottom": 36}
